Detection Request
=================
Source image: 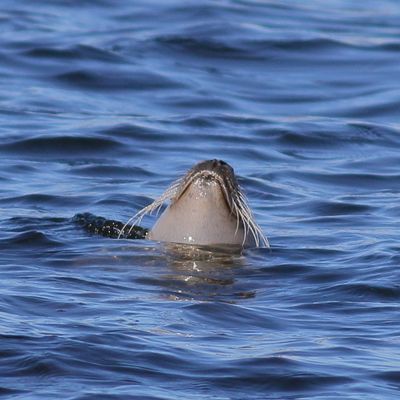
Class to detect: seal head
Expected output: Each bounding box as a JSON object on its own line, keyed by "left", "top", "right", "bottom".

{"left": 121, "top": 160, "right": 268, "bottom": 248}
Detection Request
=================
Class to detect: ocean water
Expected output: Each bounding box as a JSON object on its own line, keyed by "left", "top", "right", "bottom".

{"left": 1, "top": 0, "right": 400, "bottom": 399}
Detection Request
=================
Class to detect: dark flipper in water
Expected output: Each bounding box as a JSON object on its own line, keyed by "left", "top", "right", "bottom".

{"left": 73, "top": 213, "right": 148, "bottom": 239}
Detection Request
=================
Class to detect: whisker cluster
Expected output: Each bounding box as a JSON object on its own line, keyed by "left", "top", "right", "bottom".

{"left": 230, "top": 188, "right": 269, "bottom": 248}
{"left": 117, "top": 178, "right": 182, "bottom": 239}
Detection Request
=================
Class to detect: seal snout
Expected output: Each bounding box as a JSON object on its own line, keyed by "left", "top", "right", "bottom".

{"left": 195, "top": 159, "right": 234, "bottom": 177}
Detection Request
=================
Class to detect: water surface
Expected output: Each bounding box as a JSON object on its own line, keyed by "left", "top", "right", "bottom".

{"left": 1, "top": 1, "right": 400, "bottom": 399}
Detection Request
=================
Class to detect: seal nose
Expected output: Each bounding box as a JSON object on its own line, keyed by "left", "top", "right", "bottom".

{"left": 197, "top": 159, "right": 230, "bottom": 173}
{"left": 211, "top": 159, "right": 227, "bottom": 168}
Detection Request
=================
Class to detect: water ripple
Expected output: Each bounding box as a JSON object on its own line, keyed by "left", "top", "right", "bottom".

{"left": 1, "top": 0, "right": 400, "bottom": 399}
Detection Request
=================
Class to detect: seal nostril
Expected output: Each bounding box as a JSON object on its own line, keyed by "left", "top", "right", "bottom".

{"left": 212, "top": 159, "right": 226, "bottom": 167}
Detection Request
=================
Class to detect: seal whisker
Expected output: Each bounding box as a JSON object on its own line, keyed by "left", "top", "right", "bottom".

{"left": 232, "top": 197, "right": 248, "bottom": 246}
{"left": 233, "top": 201, "right": 240, "bottom": 237}
{"left": 237, "top": 197, "right": 259, "bottom": 246}
{"left": 235, "top": 190, "right": 268, "bottom": 247}
{"left": 236, "top": 194, "right": 264, "bottom": 247}
{"left": 231, "top": 192, "right": 250, "bottom": 237}
{"left": 232, "top": 201, "right": 241, "bottom": 237}
{"left": 240, "top": 203, "right": 257, "bottom": 246}
{"left": 117, "top": 214, "right": 139, "bottom": 239}
{"left": 119, "top": 179, "right": 182, "bottom": 239}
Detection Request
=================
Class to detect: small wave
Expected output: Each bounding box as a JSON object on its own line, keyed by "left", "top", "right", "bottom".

{"left": 22, "top": 44, "right": 123, "bottom": 63}
{"left": 305, "top": 200, "right": 374, "bottom": 216}
{"left": 327, "top": 283, "right": 400, "bottom": 301}
{"left": 69, "top": 165, "right": 150, "bottom": 179}
{"left": 163, "top": 94, "right": 235, "bottom": 111}
{"left": 293, "top": 171, "right": 400, "bottom": 190}
{"left": 268, "top": 122, "right": 400, "bottom": 149}
{"left": 1, "top": 136, "right": 121, "bottom": 156}
{"left": 0, "top": 231, "right": 63, "bottom": 250}
{"left": 247, "top": 37, "right": 350, "bottom": 52}
{"left": 249, "top": 37, "right": 400, "bottom": 52}
{"left": 0, "top": 387, "right": 26, "bottom": 396}
{"left": 185, "top": 302, "right": 283, "bottom": 330}
{"left": 175, "top": 116, "right": 218, "bottom": 128}
{"left": 156, "top": 35, "right": 264, "bottom": 60}
{"left": 56, "top": 70, "right": 185, "bottom": 91}
{"left": 0, "top": 194, "right": 83, "bottom": 207}
{"left": 101, "top": 124, "right": 166, "bottom": 142}
{"left": 2, "top": 354, "right": 66, "bottom": 378}
{"left": 210, "top": 371, "right": 353, "bottom": 392}
{"left": 155, "top": 34, "right": 388, "bottom": 63}
{"left": 373, "top": 370, "right": 400, "bottom": 386}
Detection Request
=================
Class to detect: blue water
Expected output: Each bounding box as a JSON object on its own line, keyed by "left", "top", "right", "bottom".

{"left": 1, "top": 0, "right": 400, "bottom": 399}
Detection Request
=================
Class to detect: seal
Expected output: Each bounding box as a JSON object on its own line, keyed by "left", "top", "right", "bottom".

{"left": 120, "top": 159, "right": 268, "bottom": 248}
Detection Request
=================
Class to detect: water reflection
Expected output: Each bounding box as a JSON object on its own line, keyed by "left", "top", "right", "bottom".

{"left": 157, "top": 243, "right": 256, "bottom": 302}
